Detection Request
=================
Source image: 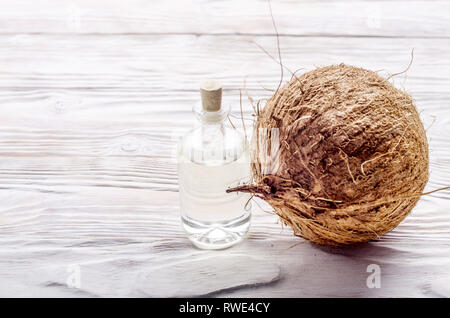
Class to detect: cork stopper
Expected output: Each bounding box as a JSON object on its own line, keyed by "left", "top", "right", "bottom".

{"left": 200, "top": 80, "right": 222, "bottom": 112}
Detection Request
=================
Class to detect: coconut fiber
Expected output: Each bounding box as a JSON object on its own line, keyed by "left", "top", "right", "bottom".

{"left": 229, "top": 64, "right": 429, "bottom": 246}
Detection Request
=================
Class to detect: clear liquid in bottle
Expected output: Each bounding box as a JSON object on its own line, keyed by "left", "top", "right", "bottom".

{"left": 177, "top": 80, "right": 251, "bottom": 249}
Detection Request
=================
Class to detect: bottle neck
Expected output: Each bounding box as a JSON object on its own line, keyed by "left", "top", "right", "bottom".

{"left": 193, "top": 103, "right": 229, "bottom": 125}
{"left": 200, "top": 115, "right": 226, "bottom": 127}
{"left": 199, "top": 115, "right": 225, "bottom": 144}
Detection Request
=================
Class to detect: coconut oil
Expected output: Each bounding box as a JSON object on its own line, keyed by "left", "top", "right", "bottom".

{"left": 177, "top": 80, "right": 251, "bottom": 249}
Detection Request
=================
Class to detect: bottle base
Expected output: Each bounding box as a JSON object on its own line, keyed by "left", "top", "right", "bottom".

{"left": 181, "top": 213, "right": 251, "bottom": 250}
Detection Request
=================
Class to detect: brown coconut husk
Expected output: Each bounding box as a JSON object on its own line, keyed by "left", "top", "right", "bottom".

{"left": 228, "top": 64, "right": 430, "bottom": 246}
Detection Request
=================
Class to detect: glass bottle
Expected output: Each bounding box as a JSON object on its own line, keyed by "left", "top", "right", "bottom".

{"left": 177, "top": 80, "right": 251, "bottom": 249}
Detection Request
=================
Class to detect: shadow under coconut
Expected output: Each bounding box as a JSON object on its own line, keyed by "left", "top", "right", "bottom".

{"left": 309, "top": 241, "right": 410, "bottom": 261}
{"left": 272, "top": 241, "right": 429, "bottom": 297}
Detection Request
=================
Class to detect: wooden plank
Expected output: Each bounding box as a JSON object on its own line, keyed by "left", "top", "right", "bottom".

{"left": 0, "top": 1, "right": 449, "bottom": 37}
{"left": 1, "top": 34, "right": 450, "bottom": 92}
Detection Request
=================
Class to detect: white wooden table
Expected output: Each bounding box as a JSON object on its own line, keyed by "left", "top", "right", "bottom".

{"left": 1, "top": 0, "right": 450, "bottom": 297}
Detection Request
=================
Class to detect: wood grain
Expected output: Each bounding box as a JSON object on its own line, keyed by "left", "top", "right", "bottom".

{"left": 0, "top": 0, "right": 449, "bottom": 297}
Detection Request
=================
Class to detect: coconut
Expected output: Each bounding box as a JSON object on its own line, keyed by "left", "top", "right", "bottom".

{"left": 229, "top": 64, "right": 429, "bottom": 246}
